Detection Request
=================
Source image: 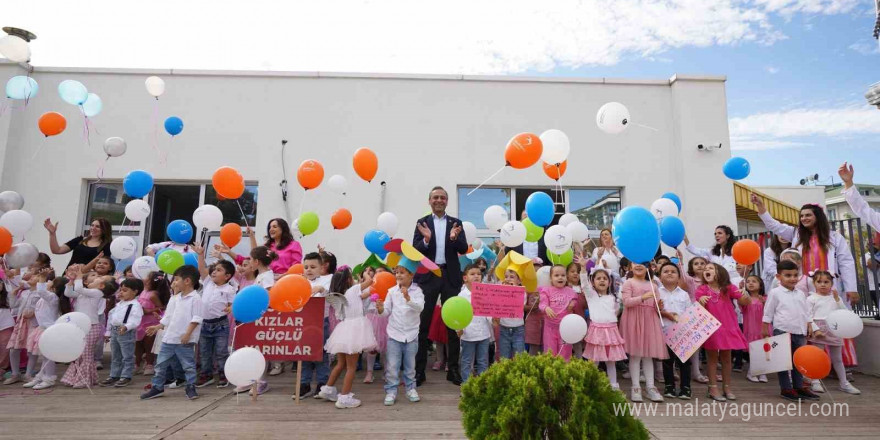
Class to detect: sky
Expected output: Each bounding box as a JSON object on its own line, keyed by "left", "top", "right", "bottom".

{"left": 6, "top": 0, "right": 880, "bottom": 187}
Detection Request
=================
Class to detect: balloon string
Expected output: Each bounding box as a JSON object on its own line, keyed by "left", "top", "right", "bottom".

{"left": 635, "top": 123, "right": 659, "bottom": 132}
{"left": 151, "top": 99, "right": 165, "bottom": 165}
{"left": 80, "top": 106, "right": 91, "bottom": 147}
{"left": 0, "top": 100, "right": 7, "bottom": 118}
{"left": 646, "top": 270, "right": 665, "bottom": 323}
{"left": 467, "top": 165, "right": 506, "bottom": 196}
{"left": 298, "top": 188, "right": 306, "bottom": 217}
{"left": 96, "top": 155, "right": 108, "bottom": 183}
{"left": 236, "top": 200, "right": 249, "bottom": 228}
{"left": 31, "top": 138, "right": 47, "bottom": 160}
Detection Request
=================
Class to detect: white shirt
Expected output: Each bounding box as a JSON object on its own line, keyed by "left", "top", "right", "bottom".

{"left": 200, "top": 278, "right": 236, "bottom": 320}
{"left": 580, "top": 274, "right": 620, "bottom": 324}
{"left": 499, "top": 289, "right": 526, "bottom": 328}
{"left": 807, "top": 293, "right": 846, "bottom": 321}
{"left": 658, "top": 284, "right": 692, "bottom": 327}
{"left": 457, "top": 286, "right": 494, "bottom": 342}
{"left": 160, "top": 291, "right": 204, "bottom": 344}
{"left": 523, "top": 241, "right": 539, "bottom": 260}
{"left": 66, "top": 280, "right": 105, "bottom": 324}
{"left": 255, "top": 270, "right": 275, "bottom": 289}
{"left": 310, "top": 275, "right": 333, "bottom": 318}
{"left": 0, "top": 308, "right": 13, "bottom": 331}
{"left": 381, "top": 283, "right": 425, "bottom": 343}
{"left": 591, "top": 247, "right": 621, "bottom": 275}
{"left": 106, "top": 298, "right": 144, "bottom": 334}
{"left": 763, "top": 286, "right": 809, "bottom": 335}
{"left": 864, "top": 252, "right": 880, "bottom": 291}
{"left": 33, "top": 283, "right": 60, "bottom": 328}
{"left": 432, "top": 214, "right": 447, "bottom": 265}
{"left": 337, "top": 285, "right": 367, "bottom": 320}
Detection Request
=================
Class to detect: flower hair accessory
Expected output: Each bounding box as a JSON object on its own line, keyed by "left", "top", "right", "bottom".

{"left": 337, "top": 265, "right": 351, "bottom": 272}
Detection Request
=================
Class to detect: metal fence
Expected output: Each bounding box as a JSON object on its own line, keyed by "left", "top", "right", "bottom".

{"left": 737, "top": 217, "right": 880, "bottom": 318}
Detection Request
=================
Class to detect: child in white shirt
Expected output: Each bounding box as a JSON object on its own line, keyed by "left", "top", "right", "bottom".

{"left": 24, "top": 273, "right": 68, "bottom": 390}
{"left": 457, "top": 264, "right": 494, "bottom": 384}
{"left": 657, "top": 263, "right": 694, "bottom": 399}
{"left": 99, "top": 278, "right": 144, "bottom": 387}
{"left": 806, "top": 270, "right": 859, "bottom": 395}
{"left": 377, "top": 260, "right": 425, "bottom": 406}
{"left": 193, "top": 245, "right": 236, "bottom": 388}
{"left": 298, "top": 252, "right": 331, "bottom": 398}
{"left": 578, "top": 266, "right": 625, "bottom": 390}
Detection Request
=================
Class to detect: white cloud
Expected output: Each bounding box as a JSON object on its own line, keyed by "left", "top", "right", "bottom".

{"left": 766, "top": 66, "right": 780, "bottom": 74}
{"left": 2, "top": 0, "right": 865, "bottom": 74}
{"left": 729, "top": 138, "right": 810, "bottom": 150}
{"left": 849, "top": 41, "right": 880, "bottom": 55}
{"left": 729, "top": 106, "right": 880, "bottom": 150}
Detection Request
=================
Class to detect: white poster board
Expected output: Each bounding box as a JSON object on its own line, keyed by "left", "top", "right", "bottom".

{"left": 748, "top": 333, "right": 792, "bottom": 376}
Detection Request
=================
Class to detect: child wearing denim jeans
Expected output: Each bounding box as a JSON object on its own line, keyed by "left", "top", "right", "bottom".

{"left": 495, "top": 266, "right": 531, "bottom": 360}
{"left": 377, "top": 261, "right": 424, "bottom": 406}
{"left": 99, "top": 278, "right": 144, "bottom": 388}
{"left": 193, "top": 245, "right": 236, "bottom": 388}
{"left": 457, "top": 265, "right": 494, "bottom": 384}
{"left": 299, "top": 252, "right": 332, "bottom": 399}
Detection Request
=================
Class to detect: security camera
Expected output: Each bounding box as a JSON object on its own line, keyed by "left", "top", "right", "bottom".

{"left": 697, "top": 143, "right": 723, "bottom": 152}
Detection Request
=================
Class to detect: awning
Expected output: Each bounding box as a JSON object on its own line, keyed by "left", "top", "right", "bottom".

{"left": 733, "top": 182, "right": 799, "bottom": 226}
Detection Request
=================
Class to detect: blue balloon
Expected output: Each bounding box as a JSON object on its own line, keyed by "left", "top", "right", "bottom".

{"left": 6, "top": 76, "right": 38, "bottom": 100}
{"left": 166, "top": 220, "right": 194, "bottom": 244}
{"left": 659, "top": 216, "right": 686, "bottom": 248}
{"left": 670, "top": 257, "right": 680, "bottom": 265}
{"left": 154, "top": 248, "right": 171, "bottom": 263}
{"left": 123, "top": 170, "right": 154, "bottom": 198}
{"left": 164, "top": 116, "right": 184, "bottom": 136}
{"left": 525, "top": 192, "right": 554, "bottom": 227}
{"left": 612, "top": 206, "right": 660, "bottom": 264}
{"left": 82, "top": 93, "right": 102, "bottom": 117}
{"left": 363, "top": 229, "right": 391, "bottom": 259}
{"left": 58, "top": 79, "right": 88, "bottom": 105}
{"left": 183, "top": 252, "right": 198, "bottom": 268}
{"left": 233, "top": 285, "right": 270, "bottom": 323}
{"left": 723, "top": 157, "right": 751, "bottom": 180}
{"left": 661, "top": 192, "right": 682, "bottom": 213}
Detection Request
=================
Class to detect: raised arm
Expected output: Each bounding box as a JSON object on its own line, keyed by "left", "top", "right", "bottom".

{"left": 73, "top": 279, "right": 105, "bottom": 299}
{"left": 43, "top": 219, "right": 72, "bottom": 255}
{"left": 193, "top": 244, "right": 209, "bottom": 280}
{"left": 750, "top": 194, "right": 796, "bottom": 241}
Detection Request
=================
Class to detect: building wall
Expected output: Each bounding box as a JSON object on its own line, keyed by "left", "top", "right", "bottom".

{"left": 0, "top": 63, "right": 735, "bottom": 266}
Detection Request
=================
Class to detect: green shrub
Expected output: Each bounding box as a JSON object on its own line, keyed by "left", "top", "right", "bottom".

{"left": 459, "top": 353, "right": 649, "bottom": 440}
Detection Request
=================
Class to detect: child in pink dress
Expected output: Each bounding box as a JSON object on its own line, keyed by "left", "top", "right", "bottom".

{"left": 696, "top": 263, "right": 750, "bottom": 401}
{"left": 538, "top": 265, "right": 578, "bottom": 361}
{"left": 524, "top": 291, "right": 543, "bottom": 355}
{"left": 135, "top": 272, "right": 170, "bottom": 376}
{"left": 677, "top": 253, "right": 709, "bottom": 383}
{"left": 579, "top": 266, "right": 625, "bottom": 390}
{"left": 620, "top": 263, "right": 667, "bottom": 402}
{"left": 741, "top": 275, "right": 769, "bottom": 383}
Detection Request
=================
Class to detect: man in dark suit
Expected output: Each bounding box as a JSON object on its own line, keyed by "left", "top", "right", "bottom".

{"left": 413, "top": 186, "right": 469, "bottom": 386}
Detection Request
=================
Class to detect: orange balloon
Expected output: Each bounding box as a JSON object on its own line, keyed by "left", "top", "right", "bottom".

{"left": 0, "top": 227, "right": 12, "bottom": 255}
{"left": 504, "top": 133, "right": 543, "bottom": 169}
{"left": 732, "top": 239, "right": 760, "bottom": 265}
{"left": 372, "top": 272, "right": 396, "bottom": 301}
{"left": 297, "top": 159, "right": 324, "bottom": 190}
{"left": 212, "top": 166, "right": 245, "bottom": 199}
{"left": 331, "top": 208, "right": 352, "bottom": 230}
{"left": 38, "top": 112, "right": 66, "bottom": 137}
{"left": 542, "top": 161, "right": 567, "bottom": 180}
{"left": 220, "top": 223, "right": 241, "bottom": 248}
{"left": 353, "top": 147, "right": 378, "bottom": 182}
{"left": 287, "top": 263, "right": 304, "bottom": 275}
{"left": 270, "top": 274, "right": 311, "bottom": 312}
{"left": 793, "top": 345, "right": 831, "bottom": 380}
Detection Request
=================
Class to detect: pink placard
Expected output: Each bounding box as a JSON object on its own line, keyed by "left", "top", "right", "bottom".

{"left": 471, "top": 283, "right": 526, "bottom": 319}
{"left": 662, "top": 305, "right": 722, "bottom": 363}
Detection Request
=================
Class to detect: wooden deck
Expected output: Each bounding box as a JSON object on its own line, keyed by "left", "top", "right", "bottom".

{"left": 2, "top": 356, "right": 878, "bottom": 439}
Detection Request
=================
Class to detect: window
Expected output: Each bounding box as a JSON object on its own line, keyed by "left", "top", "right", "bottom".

{"left": 204, "top": 185, "right": 259, "bottom": 226}
{"left": 568, "top": 189, "right": 621, "bottom": 231}
{"left": 86, "top": 183, "right": 136, "bottom": 227}
{"left": 829, "top": 208, "right": 837, "bottom": 221}
{"left": 457, "top": 187, "right": 511, "bottom": 231}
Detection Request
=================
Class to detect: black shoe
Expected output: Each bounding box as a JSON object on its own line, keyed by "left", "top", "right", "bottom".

{"left": 446, "top": 369, "right": 462, "bottom": 386}
{"left": 797, "top": 388, "right": 820, "bottom": 401}
{"left": 416, "top": 371, "right": 426, "bottom": 387}
{"left": 195, "top": 375, "right": 215, "bottom": 388}
{"left": 217, "top": 375, "right": 228, "bottom": 388}
{"left": 781, "top": 389, "right": 800, "bottom": 401}
{"left": 678, "top": 388, "right": 692, "bottom": 400}
{"left": 114, "top": 378, "right": 132, "bottom": 387}
{"left": 185, "top": 385, "right": 199, "bottom": 400}
{"left": 299, "top": 383, "right": 313, "bottom": 398}
{"left": 140, "top": 387, "right": 164, "bottom": 400}
{"left": 663, "top": 386, "right": 677, "bottom": 398}
{"left": 732, "top": 366, "right": 743, "bottom": 373}
{"left": 99, "top": 377, "right": 119, "bottom": 387}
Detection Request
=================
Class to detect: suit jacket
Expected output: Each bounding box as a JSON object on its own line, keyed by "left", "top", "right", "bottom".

{"left": 511, "top": 236, "right": 548, "bottom": 264}
{"left": 413, "top": 213, "right": 469, "bottom": 289}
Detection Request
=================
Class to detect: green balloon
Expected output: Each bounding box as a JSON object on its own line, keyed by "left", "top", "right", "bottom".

{"left": 523, "top": 218, "right": 544, "bottom": 242}
{"left": 546, "top": 248, "right": 573, "bottom": 266}
{"left": 298, "top": 211, "right": 320, "bottom": 236}
{"left": 157, "top": 250, "right": 185, "bottom": 274}
{"left": 441, "top": 296, "right": 474, "bottom": 331}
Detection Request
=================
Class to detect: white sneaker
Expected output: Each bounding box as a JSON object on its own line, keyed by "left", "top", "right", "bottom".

{"left": 317, "top": 385, "right": 338, "bottom": 402}
{"left": 630, "top": 388, "right": 643, "bottom": 402}
{"left": 645, "top": 387, "right": 665, "bottom": 402}
{"left": 2, "top": 375, "right": 20, "bottom": 385}
{"left": 838, "top": 382, "right": 861, "bottom": 395}
{"left": 610, "top": 383, "right": 621, "bottom": 392}
{"left": 335, "top": 393, "right": 362, "bottom": 409}
{"left": 758, "top": 375, "right": 768, "bottom": 383}
{"left": 746, "top": 374, "right": 760, "bottom": 383}
{"left": 811, "top": 380, "right": 825, "bottom": 393}
{"left": 268, "top": 363, "right": 284, "bottom": 376}
{"left": 33, "top": 380, "right": 55, "bottom": 390}
{"left": 23, "top": 378, "right": 41, "bottom": 388}
{"left": 406, "top": 389, "right": 420, "bottom": 402}
{"left": 384, "top": 393, "right": 396, "bottom": 406}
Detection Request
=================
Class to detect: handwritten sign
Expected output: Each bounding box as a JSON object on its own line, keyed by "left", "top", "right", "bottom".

{"left": 662, "top": 305, "right": 722, "bottom": 362}
{"left": 748, "top": 333, "right": 792, "bottom": 376}
{"left": 233, "top": 298, "right": 324, "bottom": 361}
{"left": 471, "top": 283, "right": 526, "bottom": 319}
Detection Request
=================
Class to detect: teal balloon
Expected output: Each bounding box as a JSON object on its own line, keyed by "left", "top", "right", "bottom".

{"left": 82, "top": 93, "right": 102, "bottom": 117}
{"left": 723, "top": 157, "right": 750, "bottom": 180}
{"left": 659, "top": 216, "right": 686, "bottom": 248}
{"left": 183, "top": 252, "right": 198, "bottom": 268}
{"left": 441, "top": 296, "right": 473, "bottom": 331}
{"left": 298, "top": 211, "right": 319, "bottom": 236}
{"left": 612, "top": 206, "right": 660, "bottom": 264}
{"left": 58, "top": 80, "right": 88, "bottom": 105}
{"left": 523, "top": 218, "right": 544, "bottom": 242}
{"left": 546, "top": 248, "right": 573, "bottom": 266}
{"left": 525, "top": 192, "right": 554, "bottom": 227}
{"left": 661, "top": 192, "right": 682, "bottom": 212}
{"left": 6, "top": 76, "right": 38, "bottom": 100}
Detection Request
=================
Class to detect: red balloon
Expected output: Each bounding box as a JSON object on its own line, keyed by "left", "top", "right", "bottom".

{"left": 504, "top": 133, "right": 542, "bottom": 169}
{"left": 297, "top": 159, "right": 324, "bottom": 190}
{"left": 372, "top": 272, "right": 396, "bottom": 301}
{"left": 331, "top": 208, "right": 352, "bottom": 230}
{"left": 38, "top": 112, "right": 66, "bottom": 137}
{"left": 0, "top": 227, "right": 12, "bottom": 255}
{"left": 542, "top": 161, "right": 567, "bottom": 180}
{"left": 793, "top": 345, "right": 831, "bottom": 380}
{"left": 353, "top": 148, "right": 378, "bottom": 182}
{"left": 219, "top": 223, "right": 241, "bottom": 248}
{"left": 270, "top": 275, "right": 311, "bottom": 312}
{"left": 732, "top": 239, "right": 760, "bottom": 265}
{"left": 212, "top": 166, "right": 245, "bottom": 199}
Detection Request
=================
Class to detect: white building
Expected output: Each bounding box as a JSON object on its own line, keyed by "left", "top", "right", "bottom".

{"left": 0, "top": 61, "right": 739, "bottom": 267}
{"left": 826, "top": 183, "right": 880, "bottom": 222}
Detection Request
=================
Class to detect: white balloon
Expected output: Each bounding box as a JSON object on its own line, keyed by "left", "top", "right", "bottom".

{"left": 559, "top": 314, "right": 588, "bottom": 344}
{"left": 596, "top": 102, "right": 630, "bottom": 135}
{"left": 39, "top": 323, "right": 86, "bottom": 363}
{"left": 483, "top": 205, "right": 509, "bottom": 231}
{"left": 145, "top": 76, "right": 165, "bottom": 98}
{"left": 56, "top": 312, "right": 92, "bottom": 335}
{"left": 544, "top": 225, "right": 573, "bottom": 255}
{"left": 110, "top": 236, "right": 138, "bottom": 260}
{"left": 499, "top": 220, "right": 527, "bottom": 248}
{"left": 0, "top": 210, "right": 33, "bottom": 237}
{"left": 539, "top": 129, "right": 571, "bottom": 165}
{"left": 566, "top": 222, "right": 590, "bottom": 243}
{"left": 0, "top": 191, "right": 24, "bottom": 212}
{"left": 462, "top": 221, "right": 478, "bottom": 245}
{"left": 559, "top": 213, "right": 578, "bottom": 227}
{"left": 826, "top": 309, "right": 864, "bottom": 339}
{"left": 193, "top": 204, "right": 224, "bottom": 231}
{"left": 650, "top": 198, "right": 679, "bottom": 219}
{"left": 103, "top": 137, "right": 127, "bottom": 157}
{"left": 327, "top": 174, "right": 348, "bottom": 195}
{"left": 132, "top": 255, "right": 160, "bottom": 279}
{"left": 224, "top": 347, "right": 267, "bottom": 387}
{"left": 124, "top": 199, "right": 151, "bottom": 222}
{"left": 5, "top": 243, "right": 37, "bottom": 268}
{"left": 377, "top": 212, "right": 399, "bottom": 237}
{"left": 472, "top": 237, "right": 484, "bottom": 250}
{"left": 0, "top": 35, "right": 31, "bottom": 63}
{"left": 536, "top": 266, "right": 552, "bottom": 287}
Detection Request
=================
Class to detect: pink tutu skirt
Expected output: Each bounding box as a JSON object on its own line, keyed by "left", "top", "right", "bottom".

{"left": 6, "top": 317, "right": 30, "bottom": 350}
{"left": 25, "top": 326, "right": 44, "bottom": 355}
{"left": 809, "top": 319, "right": 842, "bottom": 347}
{"left": 366, "top": 312, "right": 388, "bottom": 353}
{"left": 583, "top": 322, "right": 627, "bottom": 362}
{"left": 428, "top": 306, "right": 448, "bottom": 344}
{"left": 325, "top": 316, "right": 378, "bottom": 355}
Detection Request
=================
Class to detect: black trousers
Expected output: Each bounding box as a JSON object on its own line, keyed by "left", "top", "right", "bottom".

{"left": 416, "top": 270, "right": 460, "bottom": 376}
{"left": 662, "top": 347, "right": 692, "bottom": 390}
